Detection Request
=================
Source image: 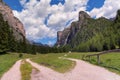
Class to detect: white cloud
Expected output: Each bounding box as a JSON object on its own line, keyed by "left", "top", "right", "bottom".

{"left": 48, "top": 40, "right": 56, "bottom": 46}
{"left": 90, "top": 0, "right": 120, "bottom": 18}
{"left": 13, "top": 0, "right": 88, "bottom": 43}
{"left": 64, "top": 0, "right": 87, "bottom": 12}
{"left": 20, "top": 0, "right": 27, "bottom": 6}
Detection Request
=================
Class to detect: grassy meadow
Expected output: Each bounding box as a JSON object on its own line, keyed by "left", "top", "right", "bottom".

{"left": 0, "top": 53, "right": 75, "bottom": 77}
{"left": 97, "top": 53, "right": 120, "bottom": 74}
{"left": 31, "top": 53, "right": 75, "bottom": 73}
{"left": 66, "top": 52, "right": 120, "bottom": 75}
{"left": 0, "top": 52, "right": 120, "bottom": 78}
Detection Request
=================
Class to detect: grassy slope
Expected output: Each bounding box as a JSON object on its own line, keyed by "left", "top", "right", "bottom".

{"left": 0, "top": 53, "right": 20, "bottom": 77}
{"left": 66, "top": 52, "right": 120, "bottom": 75}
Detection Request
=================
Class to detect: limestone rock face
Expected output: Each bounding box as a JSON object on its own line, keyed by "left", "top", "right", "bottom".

{"left": 78, "top": 11, "right": 90, "bottom": 22}
{"left": 56, "top": 11, "right": 90, "bottom": 47}
{"left": 56, "top": 28, "right": 71, "bottom": 47}
{"left": 56, "top": 9, "right": 114, "bottom": 52}
{"left": 0, "top": 2, "right": 25, "bottom": 40}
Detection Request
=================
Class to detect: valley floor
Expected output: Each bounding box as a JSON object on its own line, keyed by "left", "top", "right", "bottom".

{"left": 1, "top": 57, "right": 120, "bottom": 80}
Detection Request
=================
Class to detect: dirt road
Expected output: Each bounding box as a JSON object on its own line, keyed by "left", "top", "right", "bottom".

{"left": 1, "top": 58, "right": 120, "bottom": 80}
{"left": 1, "top": 60, "right": 21, "bottom": 80}
{"left": 27, "top": 58, "right": 120, "bottom": 80}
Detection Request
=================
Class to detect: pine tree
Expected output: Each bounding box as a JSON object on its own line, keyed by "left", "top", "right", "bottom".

{"left": 0, "top": 14, "right": 10, "bottom": 53}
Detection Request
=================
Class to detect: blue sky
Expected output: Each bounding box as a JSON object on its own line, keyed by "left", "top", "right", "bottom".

{"left": 3, "top": 0, "right": 118, "bottom": 45}
{"left": 87, "top": 0, "right": 105, "bottom": 11}
{"left": 3, "top": 0, "right": 105, "bottom": 11}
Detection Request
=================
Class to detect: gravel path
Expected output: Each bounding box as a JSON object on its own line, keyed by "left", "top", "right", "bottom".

{"left": 64, "top": 58, "right": 120, "bottom": 80}
{"left": 1, "top": 58, "right": 120, "bottom": 80}
{"left": 1, "top": 60, "right": 21, "bottom": 80}
{"left": 27, "top": 58, "right": 120, "bottom": 80}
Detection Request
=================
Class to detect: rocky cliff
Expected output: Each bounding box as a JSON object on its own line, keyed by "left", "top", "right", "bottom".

{"left": 56, "top": 11, "right": 91, "bottom": 47}
{"left": 56, "top": 10, "right": 120, "bottom": 52}
{"left": 0, "top": 2, "right": 25, "bottom": 41}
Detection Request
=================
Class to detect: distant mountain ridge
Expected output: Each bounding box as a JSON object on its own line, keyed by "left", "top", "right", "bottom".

{"left": 56, "top": 10, "right": 120, "bottom": 52}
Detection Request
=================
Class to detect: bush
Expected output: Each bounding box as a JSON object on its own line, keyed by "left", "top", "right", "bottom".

{"left": 19, "top": 53, "right": 23, "bottom": 58}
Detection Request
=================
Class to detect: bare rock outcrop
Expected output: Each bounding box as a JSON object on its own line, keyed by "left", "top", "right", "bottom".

{"left": 0, "top": 2, "right": 25, "bottom": 41}
{"left": 56, "top": 11, "right": 90, "bottom": 47}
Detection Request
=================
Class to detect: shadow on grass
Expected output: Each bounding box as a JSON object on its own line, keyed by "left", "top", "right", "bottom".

{"left": 0, "top": 52, "right": 8, "bottom": 55}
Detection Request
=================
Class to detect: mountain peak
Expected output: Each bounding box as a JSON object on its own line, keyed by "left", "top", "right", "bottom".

{"left": 117, "top": 9, "right": 120, "bottom": 15}
{"left": 115, "top": 9, "right": 120, "bottom": 22}
{"left": 78, "top": 11, "right": 90, "bottom": 21}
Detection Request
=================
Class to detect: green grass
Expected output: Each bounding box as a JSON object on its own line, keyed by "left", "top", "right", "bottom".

{"left": 0, "top": 53, "right": 20, "bottom": 77}
{"left": 2, "top": 52, "right": 119, "bottom": 77}
{"left": 0, "top": 53, "right": 75, "bottom": 77}
{"left": 0, "top": 53, "right": 35, "bottom": 77}
{"left": 31, "top": 53, "right": 75, "bottom": 73}
{"left": 66, "top": 52, "right": 96, "bottom": 59}
{"left": 66, "top": 52, "right": 120, "bottom": 75}
{"left": 20, "top": 60, "right": 32, "bottom": 80}
{"left": 99, "top": 52, "right": 120, "bottom": 74}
